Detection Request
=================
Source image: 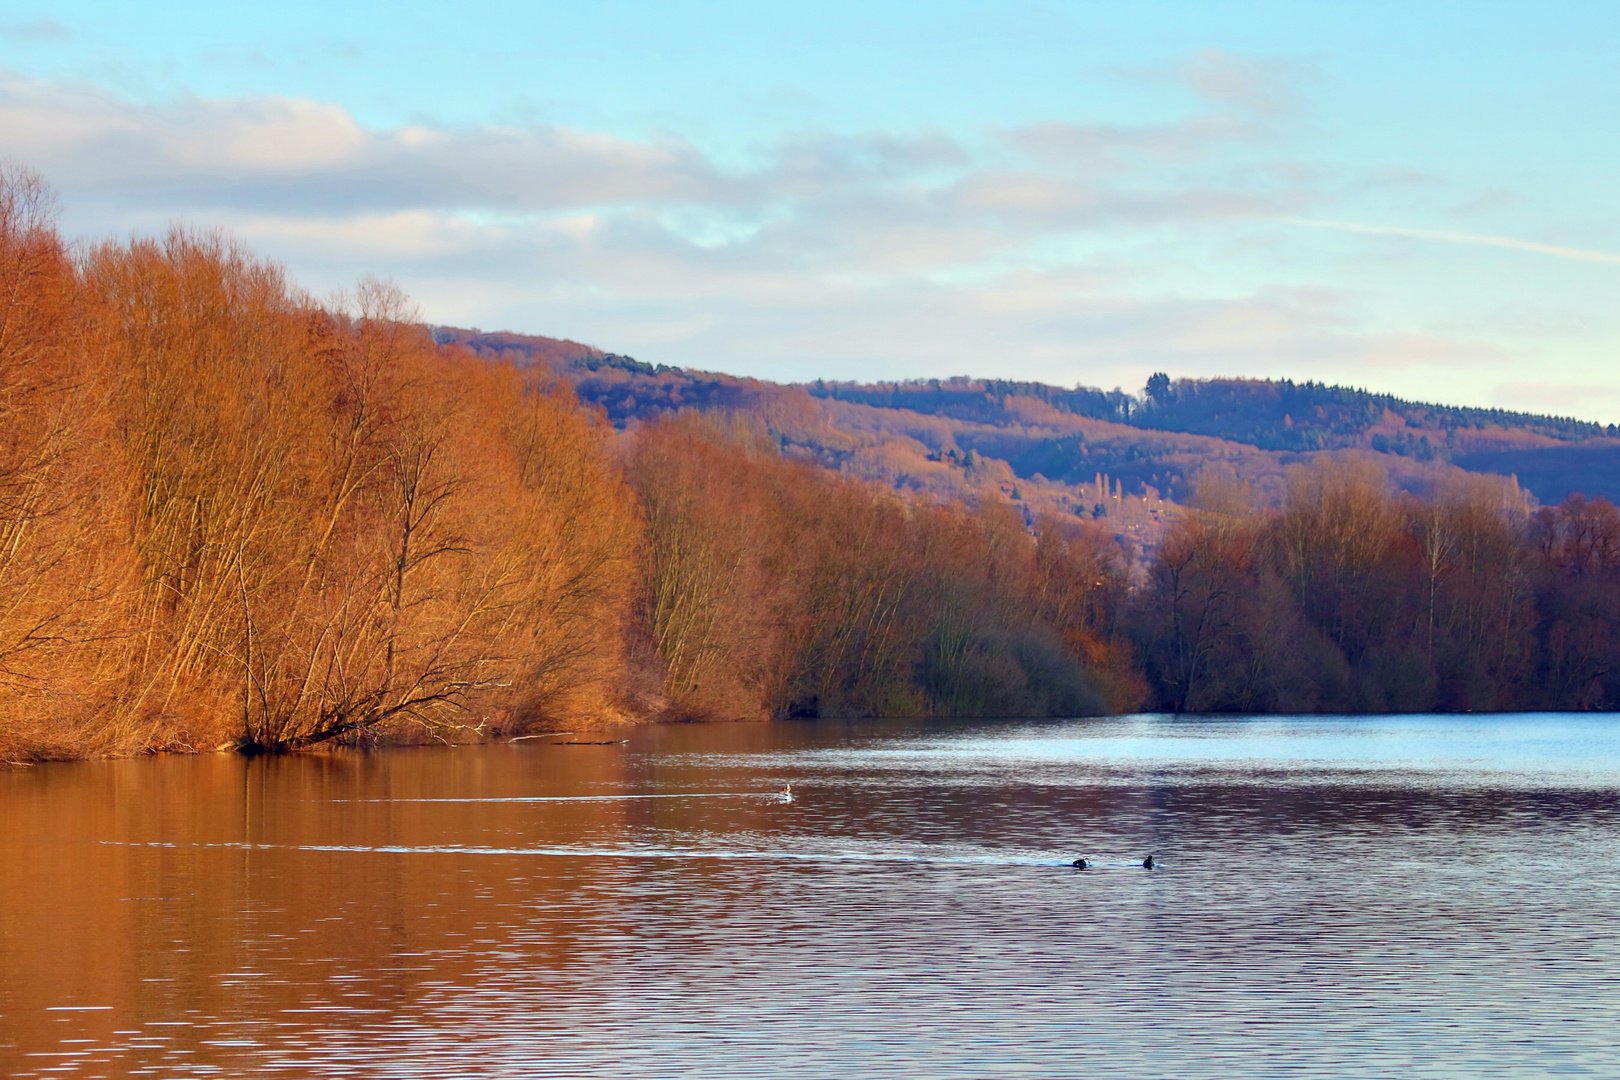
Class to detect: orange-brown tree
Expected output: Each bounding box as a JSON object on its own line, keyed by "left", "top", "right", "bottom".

{"left": 627, "top": 414, "right": 1129, "bottom": 720}
{"left": 0, "top": 168, "right": 134, "bottom": 757}
{"left": 2, "top": 189, "right": 647, "bottom": 758}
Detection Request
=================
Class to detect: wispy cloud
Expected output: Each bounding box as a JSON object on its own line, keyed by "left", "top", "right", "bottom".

{"left": 1281, "top": 218, "right": 1620, "bottom": 266}
{"left": 2, "top": 62, "right": 1599, "bottom": 417}
{"left": 1111, "top": 49, "right": 1306, "bottom": 121}
{"left": 0, "top": 19, "right": 71, "bottom": 42}
{"left": 0, "top": 65, "right": 1313, "bottom": 268}
{"left": 0, "top": 67, "right": 1303, "bottom": 234}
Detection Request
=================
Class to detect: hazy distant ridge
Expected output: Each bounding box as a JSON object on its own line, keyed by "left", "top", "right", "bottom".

{"left": 436, "top": 327, "right": 1620, "bottom": 507}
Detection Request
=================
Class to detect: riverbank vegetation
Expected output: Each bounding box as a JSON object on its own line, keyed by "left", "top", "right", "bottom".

{"left": 3, "top": 170, "right": 1619, "bottom": 761}
{"left": 1, "top": 170, "right": 642, "bottom": 759}
{"left": 1137, "top": 463, "right": 1620, "bottom": 713}
{"left": 0, "top": 169, "right": 1135, "bottom": 760}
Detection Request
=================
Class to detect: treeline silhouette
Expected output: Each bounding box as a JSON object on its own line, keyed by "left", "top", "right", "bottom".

{"left": 812, "top": 374, "right": 1617, "bottom": 455}
{"left": 3, "top": 169, "right": 1618, "bottom": 761}
{"left": 1134, "top": 375, "right": 1615, "bottom": 452}
{"left": 810, "top": 376, "right": 1138, "bottom": 427}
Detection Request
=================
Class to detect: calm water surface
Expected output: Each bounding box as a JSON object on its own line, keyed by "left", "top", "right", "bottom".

{"left": 2, "top": 713, "right": 1618, "bottom": 1078}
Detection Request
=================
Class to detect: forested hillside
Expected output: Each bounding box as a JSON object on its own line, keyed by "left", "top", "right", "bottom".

{"left": 812, "top": 373, "right": 1620, "bottom": 505}
{"left": 1133, "top": 374, "right": 1615, "bottom": 451}
{"left": 440, "top": 328, "right": 1620, "bottom": 509}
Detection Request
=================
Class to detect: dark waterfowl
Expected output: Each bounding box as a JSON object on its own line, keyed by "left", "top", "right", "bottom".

{"left": 1142, "top": 855, "right": 1155, "bottom": 869}
{"left": 1071, "top": 858, "right": 1089, "bottom": 869}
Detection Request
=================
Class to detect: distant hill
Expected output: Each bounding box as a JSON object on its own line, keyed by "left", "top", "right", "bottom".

{"left": 1451, "top": 445, "right": 1620, "bottom": 507}
{"left": 812, "top": 373, "right": 1620, "bottom": 506}
{"left": 807, "top": 377, "right": 1136, "bottom": 428}
{"left": 433, "top": 326, "right": 1620, "bottom": 510}
{"left": 1133, "top": 375, "right": 1613, "bottom": 453}
{"left": 432, "top": 327, "right": 606, "bottom": 369}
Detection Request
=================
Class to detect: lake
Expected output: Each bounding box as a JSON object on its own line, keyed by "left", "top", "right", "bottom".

{"left": 2, "top": 714, "right": 1618, "bottom": 1078}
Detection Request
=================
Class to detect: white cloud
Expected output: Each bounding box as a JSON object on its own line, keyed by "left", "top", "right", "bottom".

{"left": 4, "top": 64, "right": 1614, "bottom": 421}
{"left": 0, "top": 70, "right": 735, "bottom": 210}
{"left": 0, "top": 75, "right": 365, "bottom": 179}
{"left": 1, "top": 64, "right": 1310, "bottom": 234}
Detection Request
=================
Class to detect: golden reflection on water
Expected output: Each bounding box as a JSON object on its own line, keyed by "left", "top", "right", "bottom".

{"left": 2, "top": 717, "right": 1619, "bottom": 1078}
{"left": 3, "top": 746, "right": 666, "bottom": 1074}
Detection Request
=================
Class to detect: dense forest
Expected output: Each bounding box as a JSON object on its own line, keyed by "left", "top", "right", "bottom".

{"left": 3, "top": 169, "right": 1619, "bottom": 762}
{"left": 813, "top": 373, "right": 1618, "bottom": 454}
{"left": 1133, "top": 373, "right": 1617, "bottom": 452}
{"left": 1140, "top": 465, "right": 1620, "bottom": 712}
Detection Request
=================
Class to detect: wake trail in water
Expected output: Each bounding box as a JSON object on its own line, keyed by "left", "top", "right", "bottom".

{"left": 95, "top": 839, "right": 1131, "bottom": 868}
{"left": 334, "top": 792, "right": 791, "bottom": 804}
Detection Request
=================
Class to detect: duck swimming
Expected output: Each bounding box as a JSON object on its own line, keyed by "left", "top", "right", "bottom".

{"left": 1071, "top": 858, "right": 1089, "bottom": 869}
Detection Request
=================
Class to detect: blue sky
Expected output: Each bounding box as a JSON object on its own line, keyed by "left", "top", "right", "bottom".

{"left": 3, "top": 1, "right": 1617, "bottom": 418}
